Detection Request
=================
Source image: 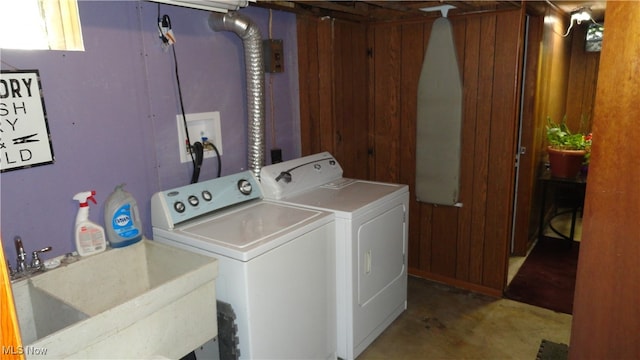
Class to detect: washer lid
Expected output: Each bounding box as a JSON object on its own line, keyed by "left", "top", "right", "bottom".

{"left": 172, "top": 201, "right": 332, "bottom": 261}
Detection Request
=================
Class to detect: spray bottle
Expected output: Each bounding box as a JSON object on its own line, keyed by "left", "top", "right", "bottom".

{"left": 73, "top": 190, "right": 107, "bottom": 256}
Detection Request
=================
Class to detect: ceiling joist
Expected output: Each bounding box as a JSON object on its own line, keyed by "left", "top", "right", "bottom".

{"left": 254, "top": 1, "right": 524, "bottom": 21}
{"left": 253, "top": 1, "right": 605, "bottom": 22}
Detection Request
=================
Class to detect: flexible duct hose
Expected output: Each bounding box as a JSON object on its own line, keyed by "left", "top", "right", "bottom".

{"left": 209, "top": 12, "right": 265, "bottom": 180}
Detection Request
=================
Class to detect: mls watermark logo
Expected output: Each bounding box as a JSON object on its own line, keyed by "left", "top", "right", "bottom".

{"left": 2, "top": 345, "right": 48, "bottom": 356}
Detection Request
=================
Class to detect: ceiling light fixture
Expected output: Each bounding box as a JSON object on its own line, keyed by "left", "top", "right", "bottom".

{"left": 563, "top": 7, "right": 594, "bottom": 37}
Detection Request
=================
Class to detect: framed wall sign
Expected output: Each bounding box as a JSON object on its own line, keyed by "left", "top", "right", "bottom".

{"left": 1, "top": 70, "right": 55, "bottom": 172}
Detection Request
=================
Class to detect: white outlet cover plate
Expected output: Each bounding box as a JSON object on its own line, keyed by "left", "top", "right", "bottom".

{"left": 177, "top": 111, "right": 223, "bottom": 163}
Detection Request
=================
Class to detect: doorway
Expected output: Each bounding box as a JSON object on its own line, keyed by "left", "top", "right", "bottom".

{"left": 507, "top": 5, "right": 601, "bottom": 312}
{"left": 510, "top": 7, "right": 599, "bottom": 258}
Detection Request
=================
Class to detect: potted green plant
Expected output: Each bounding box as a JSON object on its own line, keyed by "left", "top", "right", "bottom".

{"left": 546, "top": 116, "right": 592, "bottom": 178}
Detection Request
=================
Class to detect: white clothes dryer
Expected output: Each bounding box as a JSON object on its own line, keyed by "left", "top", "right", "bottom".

{"left": 260, "top": 152, "right": 409, "bottom": 360}
{"left": 151, "top": 171, "right": 336, "bottom": 360}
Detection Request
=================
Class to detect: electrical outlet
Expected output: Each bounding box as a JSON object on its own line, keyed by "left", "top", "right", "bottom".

{"left": 177, "top": 111, "right": 223, "bottom": 163}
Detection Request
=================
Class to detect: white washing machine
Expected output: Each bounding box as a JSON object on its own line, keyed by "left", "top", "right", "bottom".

{"left": 151, "top": 171, "right": 336, "bottom": 360}
{"left": 260, "top": 152, "right": 409, "bottom": 360}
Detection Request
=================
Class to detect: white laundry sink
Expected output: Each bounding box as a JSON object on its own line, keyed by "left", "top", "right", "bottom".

{"left": 12, "top": 239, "right": 218, "bottom": 359}
{"left": 12, "top": 280, "right": 89, "bottom": 345}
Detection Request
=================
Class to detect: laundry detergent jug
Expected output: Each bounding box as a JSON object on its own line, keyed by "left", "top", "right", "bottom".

{"left": 104, "top": 184, "right": 143, "bottom": 248}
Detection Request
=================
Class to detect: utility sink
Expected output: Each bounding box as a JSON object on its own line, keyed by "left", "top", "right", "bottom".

{"left": 12, "top": 240, "right": 218, "bottom": 359}
{"left": 12, "top": 281, "right": 89, "bottom": 345}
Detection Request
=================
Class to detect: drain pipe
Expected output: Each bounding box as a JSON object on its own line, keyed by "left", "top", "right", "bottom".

{"left": 209, "top": 11, "right": 265, "bottom": 180}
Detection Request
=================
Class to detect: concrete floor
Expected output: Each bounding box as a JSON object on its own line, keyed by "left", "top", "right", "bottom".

{"left": 357, "top": 276, "right": 572, "bottom": 359}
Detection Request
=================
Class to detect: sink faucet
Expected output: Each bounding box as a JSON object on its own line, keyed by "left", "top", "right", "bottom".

{"left": 15, "top": 236, "right": 28, "bottom": 274}
{"left": 10, "top": 236, "right": 52, "bottom": 281}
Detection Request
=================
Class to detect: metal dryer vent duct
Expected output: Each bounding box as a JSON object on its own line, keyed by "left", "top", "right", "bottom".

{"left": 209, "top": 11, "right": 265, "bottom": 180}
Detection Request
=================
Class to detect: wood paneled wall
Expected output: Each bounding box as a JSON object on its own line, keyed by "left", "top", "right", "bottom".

{"left": 297, "top": 9, "right": 525, "bottom": 295}
{"left": 297, "top": 16, "right": 370, "bottom": 180}
{"left": 570, "top": 2, "right": 640, "bottom": 357}
{"left": 565, "top": 25, "right": 600, "bottom": 133}
{"left": 407, "top": 11, "right": 524, "bottom": 295}
{"left": 297, "top": 16, "right": 335, "bottom": 156}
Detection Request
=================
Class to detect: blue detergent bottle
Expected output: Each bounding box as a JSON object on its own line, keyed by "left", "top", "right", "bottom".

{"left": 104, "top": 184, "right": 143, "bottom": 248}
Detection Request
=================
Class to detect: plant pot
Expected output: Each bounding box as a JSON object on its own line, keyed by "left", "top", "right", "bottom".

{"left": 547, "top": 146, "right": 587, "bottom": 178}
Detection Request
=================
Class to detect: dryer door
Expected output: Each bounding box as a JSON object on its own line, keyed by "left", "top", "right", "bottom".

{"left": 357, "top": 203, "right": 406, "bottom": 305}
{"left": 352, "top": 199, "right": 408, "bottom": 354}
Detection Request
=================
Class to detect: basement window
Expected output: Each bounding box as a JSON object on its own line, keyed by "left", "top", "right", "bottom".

{"left": 0, "top": 0, "right": 84, "bottom": 51}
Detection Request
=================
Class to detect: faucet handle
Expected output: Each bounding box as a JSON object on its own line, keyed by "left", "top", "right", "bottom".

{"left": 30, "top": 246, "right": 52, "bottom": 270}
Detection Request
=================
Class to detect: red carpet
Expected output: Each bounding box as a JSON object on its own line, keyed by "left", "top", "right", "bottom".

{"left": 505, "top": 237, "right": 579, "bottom": 314}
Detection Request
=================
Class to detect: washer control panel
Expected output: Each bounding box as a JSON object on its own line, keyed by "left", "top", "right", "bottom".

{"left": 151, "top": 171, "right": 261, "bottom": 229}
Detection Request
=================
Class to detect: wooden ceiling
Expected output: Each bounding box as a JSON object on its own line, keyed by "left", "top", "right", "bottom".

{"left": 253, "top": 1, "right": 606, "bottom": 22}
{"left": 253, "top": 1, "right": 523, "bottom": 21}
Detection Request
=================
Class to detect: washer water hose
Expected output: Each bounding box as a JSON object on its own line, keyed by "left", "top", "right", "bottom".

{"left": 190, "top": 141, "right": 204, "bottom": 183}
